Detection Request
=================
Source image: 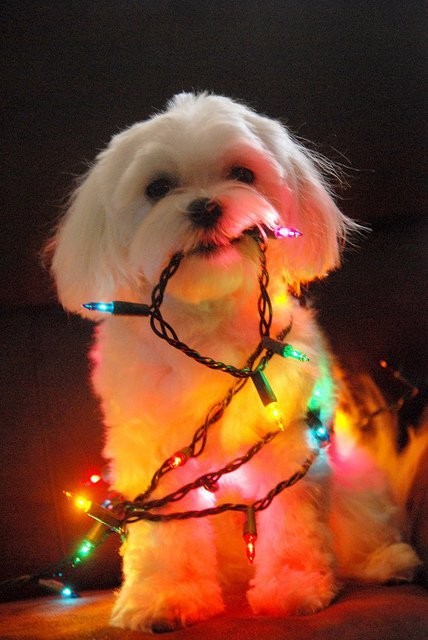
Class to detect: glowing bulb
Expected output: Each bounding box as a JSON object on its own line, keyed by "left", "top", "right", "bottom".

{"left": 89, "top": 474, "right": 102, "bottom": 484}
{"left": 38, "top": 578, "right": 76, "bottom": 597}
{"left": 313, "top": 424, "right": 330, "bottom": 444}
{"left": 265, "top": 401, "right": 283, "bottom": 424}
{"left": 273, "top": 292, "right": 288, "bottom": 307}
{"left": 307, "top": 373, "right": 334, "bottom": 414}
{"left": 167, "top": 447, "right": 192, "bottom": 469}
{"left": 71, "top": 539, "right": 96, "bottom": 567}
{"left": 78, "top": 540, "right": 94, "bottom": 556}
{"left": 334, "top": 408, "right": 352, "bottom": 432}
{"left": 83, "top": 301, "right": 114, "bottom": 313}
{"left": 74, "top": 495, "right": 92, "bottom": 512}
{"left": 261, "top": 337, "right": 309, "bottom": 362}
{"left": 273, "top": 225, "right": 302, "bottom": 239}
{"left": 82, "top": 301, "right": 151, "bottom": 316}
{"left": 169, "top": 453, "right": 187, "bottom": 468}
{"left": 64, "top": 491, "right": 92, "bottom": 512}
{"left": 244, "top": 534, "right": 257, "bottom": 563}
{"left": 243, "top": 507, "right": 257, "bottom": 564}
{"left": 281, "top": 344, "right": 310, "bottom": 362}
{"left": 307, "top": 409, "right": 330, "bottom": 446}
{"left": 64, "top": 491, "right": 124, "bottom": 534}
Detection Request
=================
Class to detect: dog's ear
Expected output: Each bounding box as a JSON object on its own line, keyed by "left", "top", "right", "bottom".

{"left": 244, "top": 111, "right": 361, "bottom": 289}
{"left": 48, "top": 154, "right": 128, "bottom": 316}
{"left": 274, "top": 156, "right": 355, "bottom": 289}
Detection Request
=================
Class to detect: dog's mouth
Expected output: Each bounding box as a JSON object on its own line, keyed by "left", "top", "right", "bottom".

{"left": 190, "top": 227, "right": 262, "bottom": 258}
{"left": 191, "top": 243, "right": 222, "bottom": 256}
{"left": 191, "top": 236, "right": 241, "bottom": 257}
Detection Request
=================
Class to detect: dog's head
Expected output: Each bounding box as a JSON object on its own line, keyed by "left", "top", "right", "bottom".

{"left": 49, "top": 93, "right": 358, "bottom": 314}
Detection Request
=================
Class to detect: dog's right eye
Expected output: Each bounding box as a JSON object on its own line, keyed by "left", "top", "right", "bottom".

{"left": 145, "top": 177, "right": 175, "bottom": 201}
{"left": 228, "top": 166, "right": 255, "bottom": 184}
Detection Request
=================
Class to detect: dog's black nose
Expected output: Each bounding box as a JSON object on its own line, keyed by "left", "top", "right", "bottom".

{"left": 188, "top": 198, "right": 222, "bottom": 229}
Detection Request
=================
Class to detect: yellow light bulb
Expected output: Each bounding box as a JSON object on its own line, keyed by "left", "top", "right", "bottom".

{"left": 265, "top": 402, "right": 284, "bottom": 428}
{"left": 273, "top": 292, "right": 288, "bottom": 308}
{"left": 75, "top": 495, "right": 92, "bottom": 512}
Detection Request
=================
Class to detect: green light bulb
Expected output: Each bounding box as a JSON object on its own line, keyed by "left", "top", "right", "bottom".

{"left": 79, "top": 540, "right": 95, "bottom": 556}
{"left": 71, "top": 539, "right": 96, "bottom": 567}
{"left": 261, "top": 337, "right": 309, "bottom": 362}
{"left": 281, "top": 344, "right": 310, "bottom": 362}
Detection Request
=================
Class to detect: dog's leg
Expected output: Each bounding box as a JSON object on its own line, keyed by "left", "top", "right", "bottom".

{"left": 247, "top": 482, "right": 338, "bottom": 616}
{"left": 110, "top": 515, "right": 224, "bottom": 632}
{"left": 329, "top": 484, "right": 421, "bottom": 584}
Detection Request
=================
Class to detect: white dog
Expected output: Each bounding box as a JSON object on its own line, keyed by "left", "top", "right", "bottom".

{"left": 49, "top": 93, "right": 420, "bottom": 632}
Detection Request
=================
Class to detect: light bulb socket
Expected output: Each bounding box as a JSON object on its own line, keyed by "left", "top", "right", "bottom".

{"left": 84, "top": 520, "right": 112, "bottom": 546}
{"left": 252, "top": 370, "right": 277, "bottom": 407}
{"left": 243, "top": 506, "right": 257, "bottom": 538}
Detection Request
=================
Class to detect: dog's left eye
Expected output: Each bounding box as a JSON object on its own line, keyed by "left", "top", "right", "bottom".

{"left": 145, "top": 177, "right": 175, "bottom": 201}
{"left": 228, "top": 166, "right": 255, "bottom": 184}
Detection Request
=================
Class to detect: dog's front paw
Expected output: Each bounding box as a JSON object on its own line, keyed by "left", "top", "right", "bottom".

{"left": 110, "top": 578, "right": 224, "bottom": 632}
{"left": 247, "top": 568, "right": 338, "bottom": 616}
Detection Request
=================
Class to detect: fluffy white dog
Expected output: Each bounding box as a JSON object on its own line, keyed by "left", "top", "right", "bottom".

{"left": 49, "top": 93, "right": 420, "bottom": 632}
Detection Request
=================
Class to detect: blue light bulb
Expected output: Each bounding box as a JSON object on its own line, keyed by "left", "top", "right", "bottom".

{"left": 82, "top": 301, "right": 114, "bottom": 314}
{"left": 313, "top": 424, "right": 330, "bottom": 443}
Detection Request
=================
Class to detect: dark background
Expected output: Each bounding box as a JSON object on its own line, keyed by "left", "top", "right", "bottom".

{"left": 0, "top": 1, "right": 426, "bottom": 593}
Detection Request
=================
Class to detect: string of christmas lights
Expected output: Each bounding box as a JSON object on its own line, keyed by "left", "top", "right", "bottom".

{"left": 79, "top": 228, "right": 328, "bottom": 566}
{"left": 2, "top": 226, "right": 315, "bottom": 598}
{"left": 3, "top": 226, "right": 421, "bottom": 599}
{"left": 85, "top": 231, "right": 275, "bottom": 379}
{"left": 69, "top": 449, "right": 319, "bottom": 566}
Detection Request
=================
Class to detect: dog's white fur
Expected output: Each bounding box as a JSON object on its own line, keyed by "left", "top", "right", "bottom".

{"left": 50, "top": 93, "right": 420, "bottom": 632}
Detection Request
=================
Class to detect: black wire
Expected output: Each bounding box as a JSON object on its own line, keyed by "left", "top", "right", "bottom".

{"left": 131, "top": 233, "right": 287, "bottom": 505}
{"left": 145, "top": 234, "right": 273, "bottom": 378}
{"left": 86, "top": 233, "right": 311, "bottom": 530}
{"left": 130, "top": 429, "right": 281, "bottom": 512}
{"left": 124, "top": 452, "right": 318, "bottom": 524}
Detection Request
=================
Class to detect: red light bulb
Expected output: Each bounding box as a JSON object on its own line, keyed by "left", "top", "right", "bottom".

{"left": 167, "top": 447, "right": 192, "bottom": 469}
{"left": 243, "top": 507, "right": 258, "bottom": 564}
{"left": 244, "top": 533, "right": 257, "bottom": 564}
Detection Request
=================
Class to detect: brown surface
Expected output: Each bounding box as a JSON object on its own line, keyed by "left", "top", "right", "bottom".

{"left": 0, "top": 584, "right": 427, "bottom": 640}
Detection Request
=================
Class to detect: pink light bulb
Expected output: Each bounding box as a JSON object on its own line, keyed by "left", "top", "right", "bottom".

{"left": 273, "top": 225, "right": 303, "bottom": 239}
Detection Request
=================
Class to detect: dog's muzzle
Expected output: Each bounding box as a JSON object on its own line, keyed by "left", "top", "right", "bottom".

{"left": 187, "top": 198, "right": 222, "bottom": 229}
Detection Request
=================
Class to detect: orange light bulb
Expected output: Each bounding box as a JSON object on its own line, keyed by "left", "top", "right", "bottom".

{"left": 243, "top": 506, "right": 258, "bottom": 564}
